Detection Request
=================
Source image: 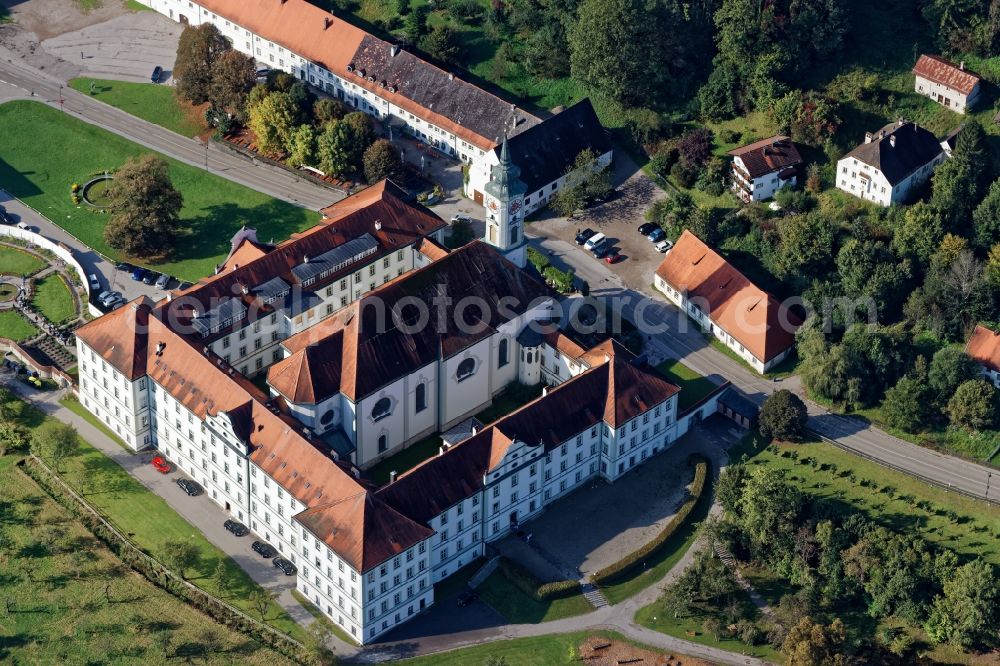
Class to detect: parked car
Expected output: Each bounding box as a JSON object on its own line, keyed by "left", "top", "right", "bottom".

{"left": 252, "top": 541, "right": 278, "bottom": 559}
{"left": 637, "top": 222, "right": 658, "bottom": 236}
{"left": 130, "top": 267, "right": 146, "bottom": 281}
{"left": 224, "top": 520, "right": 249, "bottom": 537}
{"left": 273, "top": 557, "right": 297, "bottom": 576}
{"left": 175, "top": 478, "right": 203, "bottom": 496}
{"left": 457, "top": 589, "right": 478, "bottom": 607}
{"left": 655, "top": 239, "right": 674, "bottom": 253}
{"left": 592, "top": 240, "right": 613, "bottom": 259}
{"left": 583, "top": 232, "right": 606, "bottom": 252}
{"left": 605, "top": 252, "right": 623, "bottom": 264}
{"left": 151, "top": 65, "right": 163, "bottom": 83}
{"left": 116, "top": 261, "right": 134, "bottom": 273}
{"left": 87, "top": 274, "right": 101, "bottom": 292}
{"left": 450, "top": 213, "right": 471, "bottom": 223}
{"left": 646, "top": 228, "right": 666, "bottom": 243}
{"left": 105, "top": 295, "right": 125, "bottom": 309}
{"left": 142, "top": 271, "right": 159, "bottom": 285}
{"left": 574, "top": 228, "right": 596, "bottom": 245}
{"left": 98, "top": 291, "right": 122, "bottom": 306}
{"left": 154, "top": 273, "right": 171, "bottom": 289}
{"left": 16, "top": 221, "right": 31, "bottom": 231}
{"left": 151, "top": 456, "right": 171, "bottom": 474}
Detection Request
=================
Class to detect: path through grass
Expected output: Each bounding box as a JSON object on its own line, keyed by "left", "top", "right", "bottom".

{"left": 0, "top": 101, "right": 319, "bottom": 282}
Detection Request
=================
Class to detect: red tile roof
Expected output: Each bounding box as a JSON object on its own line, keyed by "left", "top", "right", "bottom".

{"left": 656, "top": 230, "right": 800, "bottom": 364}
{"left": 728, "top": 135, "right": 802, "bottom": 179}
{"left": 75, "top": 296, "right": 153, "bottom": 381}
{"left": 913, "top": 55, "right": 981, "bottom": 96}
{"left": 377, "top": 339, "right": 678, "bottom": 523}
{"left": 193, "top": 0, "right": 535, "bottom": 150}
{"left": 966, "top": 324, "right": 1000, "bottom": 373}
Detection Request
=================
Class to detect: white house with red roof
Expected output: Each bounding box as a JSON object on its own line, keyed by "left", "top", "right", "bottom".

{"left": 913, "top": 54, "right": 982, "bottom": 114}
{"left": 966, "top": 324, "right": 1000, "bottom": 389}
{"left": 727, "top": 135, "right": 803, "bottom": 203}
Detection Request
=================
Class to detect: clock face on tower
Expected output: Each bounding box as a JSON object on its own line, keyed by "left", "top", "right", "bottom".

{"left": 509, "top": 198, "right": 522, "bottom": 215}
{"left": 487, "top": 198, "right": 499, "bottom": 213}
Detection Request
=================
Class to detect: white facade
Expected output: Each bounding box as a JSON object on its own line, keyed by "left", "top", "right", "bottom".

{"left": 653, "top": 275, "right": 791, "bottom": 374}
{"left": 77, "top": 341, "right": 151, "bottom": 452}
{"left": 139, "top": 0, "right": 490, "bottom": 164}
{"left": 730, "top": 155, "right": 795, "bottom": 203}
{"left": 835, "top": 149, "right": 944, "bottom": 207}
{"left": 466, "top": 149, "right": 613, "bottom": 217}
{"left": 915, "top": 74, "right": 981, "bottom": 114}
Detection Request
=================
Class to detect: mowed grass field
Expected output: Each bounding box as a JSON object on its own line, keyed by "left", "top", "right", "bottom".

{"left": 30, "top": 274, "right": 77, "bottom": 323}
{"left": 0, "top": 310, "right": 37, "bottom": 341}
{"left": 0, "top": 101, "right": 320, "bottom": 282}
{"left": 68, "top": 78, "right": 208, "bottom": 137}
{"left": 655, "top": 359, "right": 719, "bottom": 412}
{"left": 0, "top": 455, "right": 292, "bottom": 664}
{"left": 0, "top": 244, "right": 45, "bottom": 276}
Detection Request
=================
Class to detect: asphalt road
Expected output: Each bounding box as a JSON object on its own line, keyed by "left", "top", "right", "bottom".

{"left": 528, "top": 232, "right": 999, "bottom": 504}
{"left": 0, "top": 56, "right": 339, "bottom": 211}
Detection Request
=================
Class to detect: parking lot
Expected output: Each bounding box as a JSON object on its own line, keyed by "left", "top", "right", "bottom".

{"left": 527, "top": 157, "right": 669, "bottom": 293}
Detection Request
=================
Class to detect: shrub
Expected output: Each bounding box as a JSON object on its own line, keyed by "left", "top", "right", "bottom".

{"left": 497, "top": 557, "right": 581, "bottom": 601}
{"left": 591, "top": 455, "right": 709, "bottom": 583}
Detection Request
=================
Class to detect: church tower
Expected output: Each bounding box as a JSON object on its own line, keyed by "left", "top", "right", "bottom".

{"left": 483, "top": 135, "right": 527, "bottom": 268}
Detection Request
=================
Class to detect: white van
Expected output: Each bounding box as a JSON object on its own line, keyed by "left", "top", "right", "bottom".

{"left": 584, "top": 232, "right": 606, "bottom": 251}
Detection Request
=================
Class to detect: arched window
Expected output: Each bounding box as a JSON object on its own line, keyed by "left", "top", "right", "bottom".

{"left": 456, "top": 358, "right": 476, "bottom": 382}
{"left": 526, "top": 350, "right": 533, "bottom": 364}
{"left": 371, "top": 397, "right": 392, "bottom": 421}
{"left": 498, "top": 339, "right": 509, "bottom": 368}
{"left": 378, "top": 434, "right": 388, "bottom": 452}
{"left": 508, "top": 225, "right": 519, "bottom": 246}
{"left": 415, "top": 382, "right": 427, "bottom": 413}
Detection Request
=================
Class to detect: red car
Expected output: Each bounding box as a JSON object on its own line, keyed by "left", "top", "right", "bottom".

{"left": 605, "top": 253, "right": 623, "bottom": 264}
{"left": 151, "top": 456, "right": 171, "bottom": 474}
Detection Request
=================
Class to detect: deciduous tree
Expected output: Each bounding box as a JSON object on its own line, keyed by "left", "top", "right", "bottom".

{"left": 946, "top": 379, "right": 1000, "bottom": 431}
{"left": 316, "top": 121, "right": 355, "bottom": 176}
{"left": 209, "top": 49, "right": 257, "bottom": 119}
{"left": 247, "top": 91, "right": 298, "bottom": 156}
{"left": 758, "top": 390, "right": 808, "bottom": 441}
{"left": 363, "top": 139, "right": 403, "bottom": 184}
{"left": 924, "top": 559, "right": 1000, "bottom": 648}
{"left": 423, "top": 24, "right": 463, "bottom": 63}
{"left": 103, "top": 155, "right": 184, "bottom": 259}
{"left": 174, "top": 23, "right": 230, "bottom": 104}
{"left": 162, "top": 540, "right": 200, "bottom": 580}
{"left": 30, "top": 420, "right": 78, "bottom": 472}
{"left": 286, "top": 124, "right": 317, "bottom": 168}
{"left": 781, "top": 616, "right": 849, "bottom": 666}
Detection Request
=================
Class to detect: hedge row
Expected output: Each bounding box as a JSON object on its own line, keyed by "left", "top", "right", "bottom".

{"left": 590, "top": 454, "right": 710, "bottom": 584}
{"left": 18, "top": 458, "right": 308, "bottom": 662}
{"left": 497, "top": 557, "right": 582, "bottom": 601}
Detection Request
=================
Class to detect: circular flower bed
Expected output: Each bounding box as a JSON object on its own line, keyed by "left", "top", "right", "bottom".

{"left": 81, "top": 175, "right": 114, "bottom": 208}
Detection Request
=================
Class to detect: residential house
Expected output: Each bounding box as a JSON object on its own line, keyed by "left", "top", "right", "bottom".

{"left": 654, "top": 230, "right": 800, "bottom": 374}
{"left": 966, "top": 324, "right": 1000, "bottom": 389}
{"left": 727, "top": 135, "right": 802, "bottom": 203}
{"left": 913, "top": 54, "right": 982, "bottom": 114}
{"left": 836, "top": 120, "right": 946, "bottom": 206}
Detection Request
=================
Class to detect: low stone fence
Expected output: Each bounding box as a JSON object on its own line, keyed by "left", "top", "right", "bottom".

{"left": 1, "top": 337, "right": 74, "bottom": 387}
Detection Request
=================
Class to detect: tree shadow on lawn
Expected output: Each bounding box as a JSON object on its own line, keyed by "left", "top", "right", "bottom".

{"left": 175, "top": 199, "right": 317, "bottom": 265}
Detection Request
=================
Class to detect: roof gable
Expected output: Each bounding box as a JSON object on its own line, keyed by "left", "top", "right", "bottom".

{"left": 74, "top": 296, "right": 153, "bottom": 380}
{"left": 656, "top": 231, "right": 800, "bottom": 363}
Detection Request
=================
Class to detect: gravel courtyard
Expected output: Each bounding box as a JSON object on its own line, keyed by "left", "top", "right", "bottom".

{"left": 496, "top": 419, "right": 741, "bottom": 581}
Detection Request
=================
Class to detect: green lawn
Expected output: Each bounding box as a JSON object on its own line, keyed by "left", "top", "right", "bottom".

{"left": 634, "top": 588, "right": 783, "bottom": 664}
{"left": 655, "top": 359, "right": 719, "bottom": 411}
{"left": 397, "top": 631, "right": 673, "bottom": 665}
{"left": 747, "top": 434, "right": 1000, "bottom": 566}
{"left": 0, "top": 455, "right": 293, "bottom": 665}
{"left": 0, "top": 244, "right": 46, "bottom": 276}
{"left": 0, "top": 310, "right": 38, "bottom": 341}
{"left": 476, "top": 570, "right": 593, "bottom": 624}
{"left": 31, "top": 410, "right": 310, "bottom": 641}
{"left": 30, "top": 274, "right": 77, "bottom": 323}
{"left": 69, "top": 78, "right": 208, "bottom": 137}
{"left": 0, "top": 101, "right": 320, "bottom": 282}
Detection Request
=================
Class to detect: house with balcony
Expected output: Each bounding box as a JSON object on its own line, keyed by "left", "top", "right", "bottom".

{"left": 727, "top": 135, "right": 802, "bottom": 203}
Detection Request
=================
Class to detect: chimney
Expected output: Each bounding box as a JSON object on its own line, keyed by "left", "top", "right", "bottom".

{"left": 542, "top": 386, "right": 548, "bottom": 397}
{"left": 864, "top": 131, "right": 873, "bottom": 144}
{"left": 390, "top": 45, "right": 400, "bottom": 57}
{"left": 166, "top": 292, "right": 172, "bottom": 302}
{"left": 389, "top": 470, "right": 397, "bottom": 483}
{"left": 960, "top": 60, "right": 965, "bottom": 71}
{"left": 471, "top": 426, "right": 478, "bottom": 436}
{"left": 324, "top": 17, "right": 332, "bottom": 29}
{"left": 156, "top": 342, "right": 165, "bottom": 356}
{"left": 889, "top": 135, "right": 896, "bottom": 148}
{"left": 303, "top": 255, "right": 309, "bottom": 263}
{"left": 439, "top": 446, "right": 446, "bottom": 456}
{"left": 448, "top": 73, "right": 454, "bottom": 81}
{"left": 374, "top": 220, "right": 382, "bottom": 231}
